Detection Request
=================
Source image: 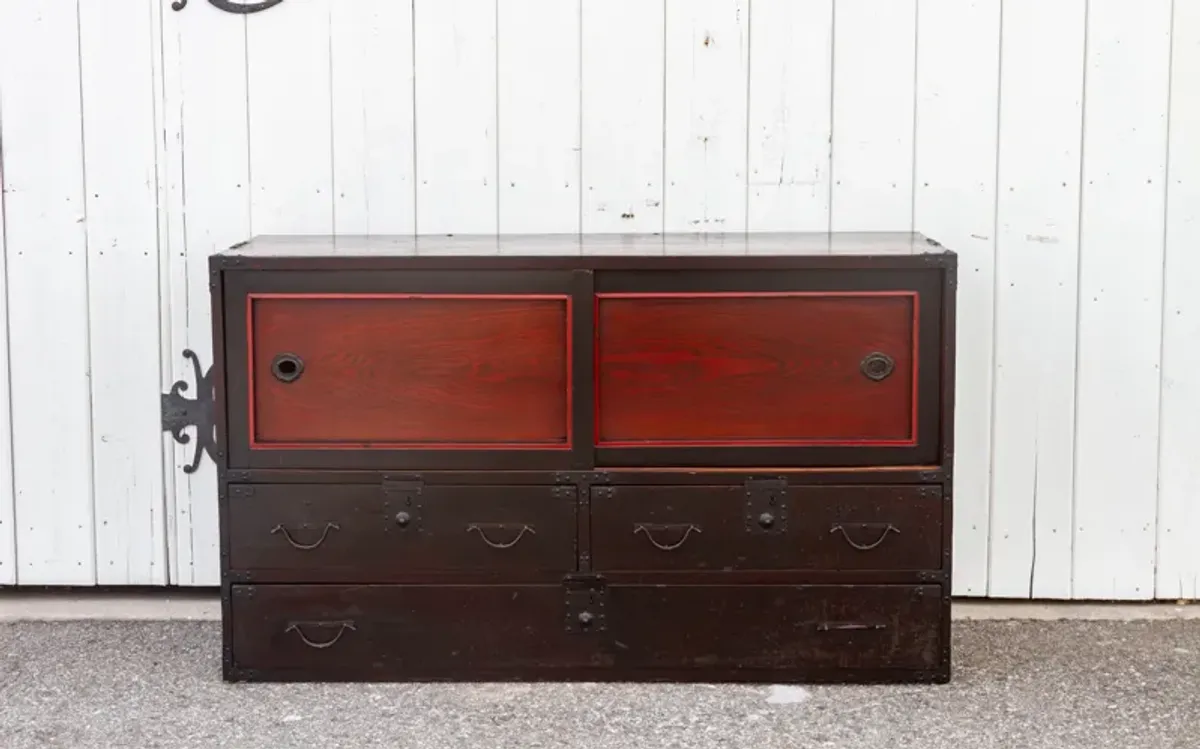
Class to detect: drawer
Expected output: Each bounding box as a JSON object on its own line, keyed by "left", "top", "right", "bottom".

{"left": 590, "top": 484, "right": 942, "bottom": 572}
{"left": 227, "top": 483, "right": 577, "bottom": 581}
{"left": 228, "top": 583, "right": 944, "bottom": 682}
{"left": 229, "top": 584, "right": 603, "bottom": 677}
{"left": 603, "top": 583, "right": 943, "bottom": 674}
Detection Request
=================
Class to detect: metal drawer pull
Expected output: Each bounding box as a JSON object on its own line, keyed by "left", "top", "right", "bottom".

{"left": 466, "top": 523, "right": 536, "bottom": 549}
{"left": 860, "top": 352, "right": 895, "bottom": 381}
{"left": 830, "top": 522, "right": 900, "bottom": 551}
{"left": 633, "top": 523, "right": 702, "bottom": 551}
{"left": 284, "top": 620, "right": 356, "bottom": 649}
{"left": 270, "top": 522, "right": 340, "bottom": 550}
{"left": 270, "top": 353, "right": 304, "bottom": 383}
{"left": 817, "top": 621, "right": 888, "bottom": 632}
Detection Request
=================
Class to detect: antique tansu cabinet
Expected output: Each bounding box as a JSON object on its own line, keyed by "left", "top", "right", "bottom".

{"left": 210, "top": 233, "right": 957, "bottom": 684}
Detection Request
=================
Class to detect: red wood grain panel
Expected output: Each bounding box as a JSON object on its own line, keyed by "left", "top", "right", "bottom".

{"left": 249, "top": 294, "right": 571, "bottom": 449}
{"left": 595, "top": 292, "right": 917, "bottom": 446}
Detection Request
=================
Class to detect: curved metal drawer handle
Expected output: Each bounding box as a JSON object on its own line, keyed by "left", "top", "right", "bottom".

{"left": 817, "top": 621, "right": 888, "bottom": 632}
{"left": 466, "top": 523, "right": 536, "bottom": 549}
{"left": 270, "top": 522, "right": 340, "bottom": 550}
{"left": 633, "top": 523, "right": 702, "bottom": 551}
{"left": 830, "top": 523, "right": 899, "bottom": 551}
{"left": 284, "top": 620, "right": 355, "bottom": 649}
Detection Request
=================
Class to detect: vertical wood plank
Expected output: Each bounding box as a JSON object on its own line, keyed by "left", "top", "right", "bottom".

{"left": 149, "top": 0, "right": 177, "bottom": 584}
{"left": 330, "top": 0, "right": 416, "bottom": 235}
{"left": 581, "top": 0, "right": 665, "bottom": 234}
{"left": 0, "top": 72, "right": 14, "bottom": 585}
{"left": 247, "top": 0, "right": 334, "bottom": 234}
{"left": 78, "top": 0, "right": 167, "bottom": 584}
{"left": 830, "top": 0, "right": 917, "bottom": 231}
{"left": 160, "top": 3, "right": 252, "bottom": 586}
{"left": 414, "top": 0, "right": 497, "bottom": 235}
{"left": 1073, "top": 0, "right": 1173, "bottom": 600}
{"left": 746, "top": 0, "right": 833, "bottom": 234}
{"left": 0, "top": 1, "right": 96, "bottom": 585}
{"left": 991, "top": 0, "right": 1088, "bottom": 600}
{"left": 497, "top": 0, "right": 581, "bottom": 234}
{"left": 663, "top": 0, "right": 749, "bottom": 233}
{"left": 913, "top": 0, "right": 1001, "bottom": 597}
{"left": 1157, "top": 0, "right": 1200, "bottom": 601}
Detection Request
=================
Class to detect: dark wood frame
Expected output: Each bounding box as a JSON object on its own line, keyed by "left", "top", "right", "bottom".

{"left": 210, "top": 238, "right": 957, "bottom": 685}
{"left": 216, "top": 255, "right": 952, "bottom": 471}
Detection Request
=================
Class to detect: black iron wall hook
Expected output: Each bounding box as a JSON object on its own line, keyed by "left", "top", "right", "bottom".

{"left": 172, "top": 0, "right": 286, "bottom": 14}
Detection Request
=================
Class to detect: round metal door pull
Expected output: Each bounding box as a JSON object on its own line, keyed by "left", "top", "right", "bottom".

{"left": 271, "top": 353, "right": 304, "bottom": 383}
{"left": 860, "top": 352, "right": 895, "bottom": 381}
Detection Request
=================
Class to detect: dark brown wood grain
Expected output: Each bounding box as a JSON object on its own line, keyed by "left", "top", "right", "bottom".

{"left": 210, "top": 234, "right": 959, "bottom": 686}
{"left": 219, "top": 465, "right": 947, "bottom": 487}
{"left": 595, "top": 293, "right": 917, "bottom": 447}
{"left": 229, "top": 584, "right": 601, "bottom": 676}
{"left": 213, "top": 231, "right": 953, "bottom": 261}
{"left": 249, "top": 294, "right": 570, "bottom": 448}
{"left": 590, "top": 485, "right": 942, "bottom": 573}
{"left": 603, "top": 583, "right": 942, "bottom": 672}
{"left": 228, "top": 484, "right": 577, "bottom": 582}
{"left": 228, "top": 583, "right": 944, "bottom": 682}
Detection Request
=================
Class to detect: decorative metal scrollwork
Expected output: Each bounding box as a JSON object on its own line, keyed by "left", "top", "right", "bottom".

{"left": 172, "top": 0, "right": 286, "bottom": 14}
{"left": 161, "top": 349, "right": 215, "bottom": 475}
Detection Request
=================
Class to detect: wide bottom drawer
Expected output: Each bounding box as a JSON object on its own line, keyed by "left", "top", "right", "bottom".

{"left": 228, "top": 583, "right": 947, "bottom": 683}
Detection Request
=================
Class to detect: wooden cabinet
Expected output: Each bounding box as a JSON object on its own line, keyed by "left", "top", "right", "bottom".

{"left": 211, "top": 232, "right": 957, "bottom": 684}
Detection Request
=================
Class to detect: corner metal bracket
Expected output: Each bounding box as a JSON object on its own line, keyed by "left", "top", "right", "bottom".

{"left": 161, "top": 349, "right": 216, "bottom": 475}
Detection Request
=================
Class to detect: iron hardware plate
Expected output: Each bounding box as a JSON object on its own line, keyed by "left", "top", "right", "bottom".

{"left": 744, "top": 478, "right": 788, "bottom": 534}
{"left": 382, "top": 479, "right": 423, "bottom": 533}
{"left": 564, "top": 577, "right": 607, "bottom": 634}
{"left": 161, "top": 349, "right": 215, "bottom": 474}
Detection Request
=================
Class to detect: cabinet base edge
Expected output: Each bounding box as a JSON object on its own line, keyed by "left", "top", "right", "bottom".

{"left": 223, "top": 665, "right": 951, "bottom": 685}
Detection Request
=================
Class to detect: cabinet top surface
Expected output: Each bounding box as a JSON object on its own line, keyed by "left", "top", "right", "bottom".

{"left": 217, "top": 232, "right": 953, "bottom": 259}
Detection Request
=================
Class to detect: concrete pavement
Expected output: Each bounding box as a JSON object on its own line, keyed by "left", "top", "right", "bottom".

{"left": 1, "top": 614, "right": 1197, "bottom": 748}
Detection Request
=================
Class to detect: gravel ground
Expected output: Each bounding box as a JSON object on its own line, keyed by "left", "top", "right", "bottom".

{"left": 0, "top": 618, "right": 1197, "bottom": 748}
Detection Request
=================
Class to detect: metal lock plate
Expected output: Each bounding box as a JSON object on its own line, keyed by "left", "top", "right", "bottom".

{"left": 564, "top": 578, "right": 607, "bottom": 634}
{"left": 382, "top": 479, "right": 423, "bottom": 534}
{"left": 744, "top": 478, "right": 788, "bottom": 535}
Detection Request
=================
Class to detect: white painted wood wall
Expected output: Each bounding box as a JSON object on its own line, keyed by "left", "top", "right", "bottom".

{"left": 0, "top": 0, "right": 1196, "bottom": 599}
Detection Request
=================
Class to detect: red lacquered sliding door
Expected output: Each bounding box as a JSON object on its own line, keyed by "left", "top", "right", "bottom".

{"left": 222, "top": 269, "right": 590, "bottom": 470}
{"left": 592, "top": 268, "right": 944, "bottom": 467}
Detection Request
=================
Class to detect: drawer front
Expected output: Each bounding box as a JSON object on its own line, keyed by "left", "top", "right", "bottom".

{"left": 591, "top": 485, "right": 942, "bottom": 572}
{"left": 228, "top": 484, "right": 577, "bottom": 580}
{"left": 593, "top": 268, "right": 943, "bottom": 467}
{"left": 230, "top": 584, "right": 603, "bottom": 676}
{"left": 229, "top": 583, "right": 943, "bottom": 680}
{"left": 604, "top": 583, "right": 942, "bottom": 673}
